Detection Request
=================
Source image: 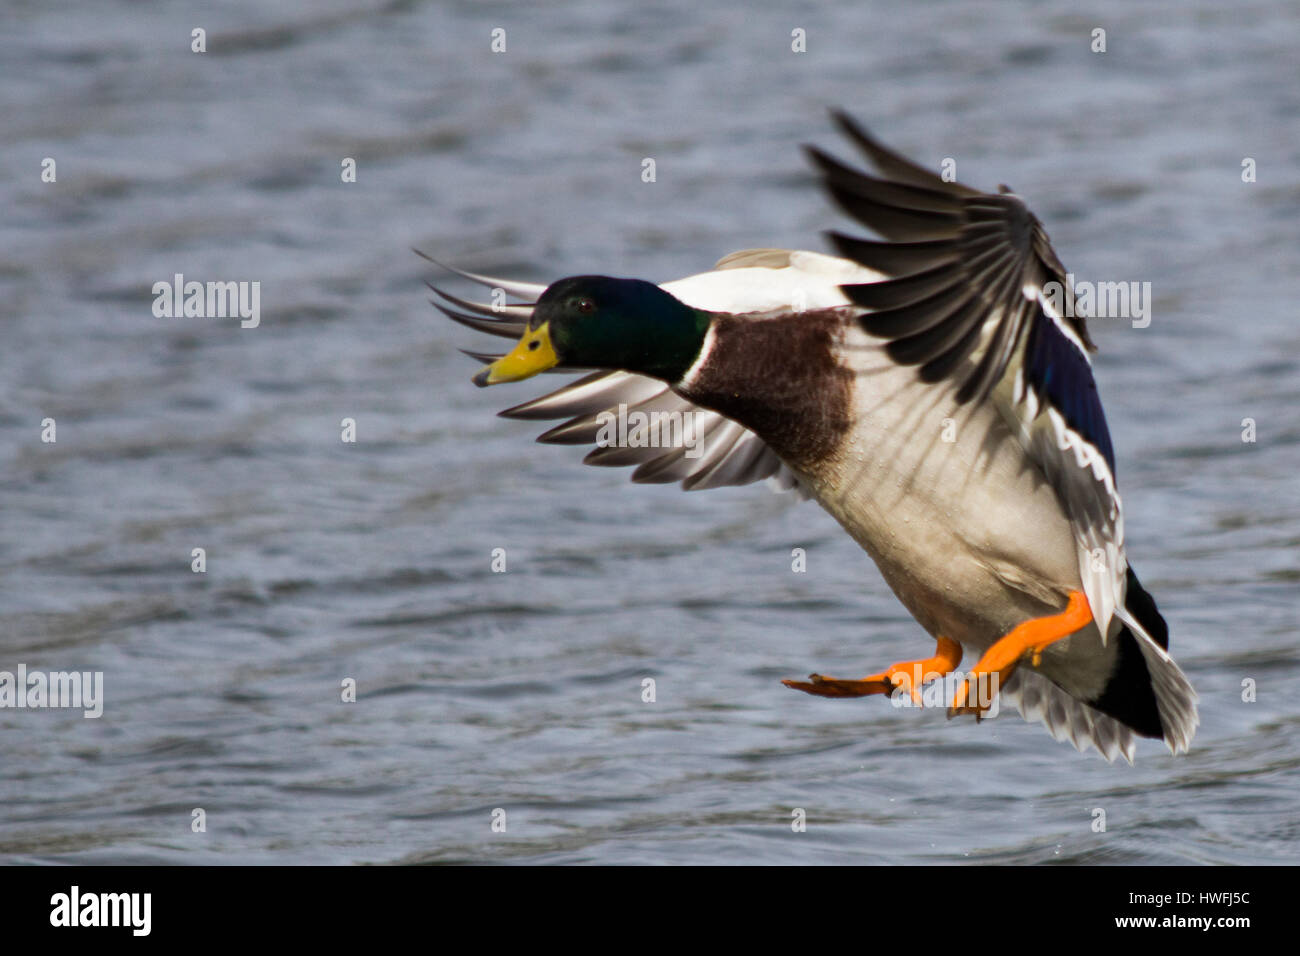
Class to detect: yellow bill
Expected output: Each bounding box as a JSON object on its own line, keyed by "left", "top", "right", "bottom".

{"left": 473, "top": 322, "right": 559, "bottom": 387}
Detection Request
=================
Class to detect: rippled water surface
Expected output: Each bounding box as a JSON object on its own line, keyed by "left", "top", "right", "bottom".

{"left": 2, "top": 0, "right": 1299, "bottom": 864}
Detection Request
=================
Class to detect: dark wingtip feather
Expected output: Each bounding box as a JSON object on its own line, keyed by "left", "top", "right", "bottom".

{"left": 826, "top": 111, "right": 982, "bottom": 198}
{"left": 535, "top": 420, "right": 601, "bottom": 445}
{"left": 802, "top": 142, "right": 840, "bottom": 175}
{"left": 412, "top": 247, "right": 446, "bottom": 269}
{"left": 430, "top": 300, "right": 526, "bottom": 339}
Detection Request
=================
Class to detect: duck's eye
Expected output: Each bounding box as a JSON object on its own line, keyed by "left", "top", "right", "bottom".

{"left": 528, "top": 339, "right": 540, "bottom": 351}
{"left": 576, "top": 298, "right": 595, "bottom": 314}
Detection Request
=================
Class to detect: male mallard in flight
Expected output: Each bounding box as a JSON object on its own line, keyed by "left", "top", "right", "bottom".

{"left": 429, "top": 112, "right": 1198, "bottom": 762}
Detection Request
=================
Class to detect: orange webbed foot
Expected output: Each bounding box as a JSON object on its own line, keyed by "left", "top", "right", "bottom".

{"left": 784, "top": 636, "right": 963, "bottom": 704}
{"left": 781, "top": 673, "right": 896, "bottom": 698}
{"left": 948, "top": 591, "right": 1093, "bottom": 719}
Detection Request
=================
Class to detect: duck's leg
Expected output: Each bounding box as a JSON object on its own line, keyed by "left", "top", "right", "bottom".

{"left": 948, "top": 590, "right": 1092, "bottom": 718}
{"left": 783, "top": 636, "right": 963, "bottom": 702}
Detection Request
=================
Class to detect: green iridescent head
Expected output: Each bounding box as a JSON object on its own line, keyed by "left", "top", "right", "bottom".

{"left": 474, "top": 276, "right": 711, "bottom": 387}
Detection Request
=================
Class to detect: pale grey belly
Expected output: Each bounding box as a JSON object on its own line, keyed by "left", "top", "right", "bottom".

{"left": 793, "top": 358, "right": 1116, "bottom": 698}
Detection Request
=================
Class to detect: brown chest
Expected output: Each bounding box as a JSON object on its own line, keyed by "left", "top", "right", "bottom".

{"left": 679, "top": 310, "right": 855, "bottom": 470}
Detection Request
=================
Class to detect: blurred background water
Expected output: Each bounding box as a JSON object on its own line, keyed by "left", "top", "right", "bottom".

{"left": 1, "top": 0, "right": 1298, "bottom": 864}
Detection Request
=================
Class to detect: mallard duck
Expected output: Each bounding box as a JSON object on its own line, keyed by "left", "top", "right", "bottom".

{"left": 429, "top": 112, "right": 1198, "bottom": 762}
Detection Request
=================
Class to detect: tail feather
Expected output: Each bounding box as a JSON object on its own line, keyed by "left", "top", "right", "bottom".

{"left": 1087, "top": 568, "right": 1198, "bottom": 755}
{"left": 1123, "top": 619, "right": 1199, "bottom": 755}
{"left": 1003, "top": 668, "right": 1137, "bottom": 763}
{"left": 1005, "top": 568, "right": 1197, "bottom": 760}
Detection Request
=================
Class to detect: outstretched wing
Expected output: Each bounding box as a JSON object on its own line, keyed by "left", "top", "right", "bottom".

{"left": 425, "top": 252, "right": 829, "bottom": 494}
{"left": 808, "top": 112, "right": 1128, "bottom": 641}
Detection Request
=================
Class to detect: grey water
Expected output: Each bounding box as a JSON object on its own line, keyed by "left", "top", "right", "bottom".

{"left": 2, "top": 0, "right": 1298, "bottom": 864}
